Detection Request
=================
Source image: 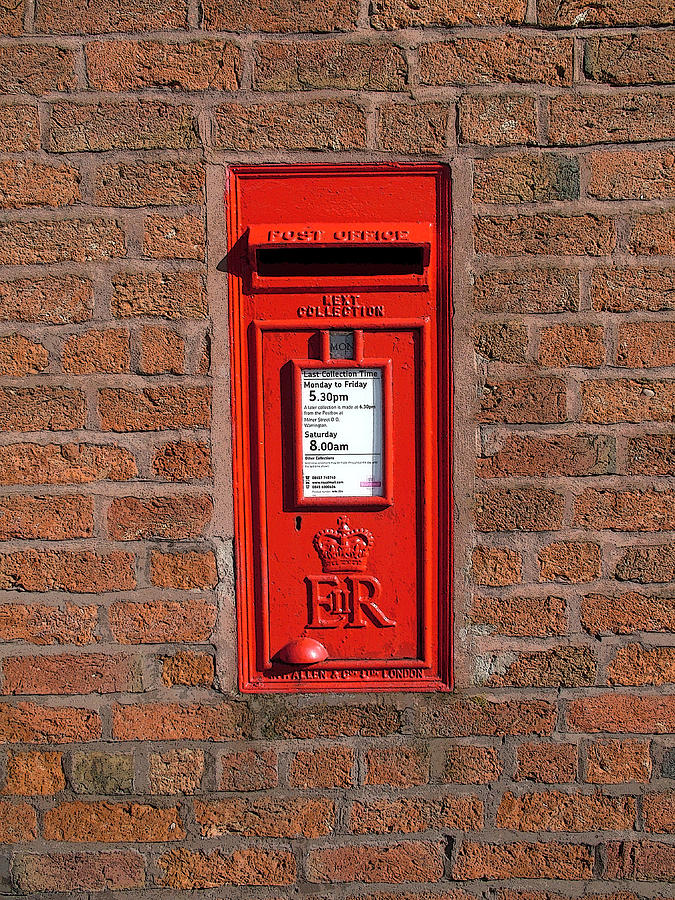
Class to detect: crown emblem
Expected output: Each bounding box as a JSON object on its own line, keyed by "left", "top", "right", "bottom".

{"left": 312, "top": 516, "right": 374, "bottom": 573}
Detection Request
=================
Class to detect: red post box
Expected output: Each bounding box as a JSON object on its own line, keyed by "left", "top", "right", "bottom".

{"left": 227, "top": 164, "right": 451, "bottom": 692}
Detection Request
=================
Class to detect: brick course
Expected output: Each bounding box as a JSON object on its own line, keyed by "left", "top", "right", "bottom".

{"left": 0, "top": 1, "right": 673, "bottom": 897}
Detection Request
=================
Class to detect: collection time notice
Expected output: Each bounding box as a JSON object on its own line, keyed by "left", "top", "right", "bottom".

{"left": 301, "top": 368, "right": 384, "bottom": 498}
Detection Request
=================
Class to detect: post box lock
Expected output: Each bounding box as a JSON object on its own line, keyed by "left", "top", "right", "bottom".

{"left": 227, "top": 165, "right": 451, "bottom": 692}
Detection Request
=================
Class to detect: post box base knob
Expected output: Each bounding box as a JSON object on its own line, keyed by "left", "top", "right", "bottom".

{"left": 276, "top": 637, "right": 328, "bottom": 666}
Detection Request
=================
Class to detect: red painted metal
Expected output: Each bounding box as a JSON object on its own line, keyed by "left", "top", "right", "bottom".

{"left": 227, "top": 164, "right": 452, "bottom": 692}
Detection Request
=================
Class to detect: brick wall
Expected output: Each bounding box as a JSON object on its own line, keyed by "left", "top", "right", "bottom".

{"left": 0, "top": 0, "right": 673, "bottom": 896}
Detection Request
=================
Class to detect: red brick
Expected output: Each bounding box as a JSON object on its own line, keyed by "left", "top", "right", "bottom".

{"left": 539, "top": 324, "right": 604, "bottom": 367}
{"left": 204, "top": 0, "right": 357, "bottom": 31}
{"left": 418, "top": 697, "right": 556, "bottom": 737}
{"left": 95, "top": 160, "right": 204, "bottom": 208}
{"left": 0, "top": 106, "right": 40, "bottom": 151}
{"left": 643, "top": 793, "right": 675, "bottom": 833}
{"left": 589, "top": 149, "right": 675, "bottom": 201}
{"left": 460, "top": 94, "right": 536, "bottom": 145}
{"left": 496, "top": 791, "right": 635, "bottom": 832}
{"left": 213, "top": 100, "right": 366, "bottom": 151}
{"left": 474, "top": 322, "right": 527, "bottom": 362}
{"left": 161, "top": 650, "right": 214, "bottom": 687}
{"left": 474, "top": 154, "right": 579, "bottom": 203}
{"left": 549, "top": 93, "right": 675, "bottom": 145}
{"left": 626, "top": 435, "right": 674, "bottom": 477}
{"left": 0, "top": 386, "right": 84, "bottom": 432}
{"left": 377, "top": 102, "right": 450, "bottom": 154}
{"left": 475, "top": 488, "right": 564, "bottom": 531}
{"left": 443, "top": 745, "right": 502, "bottom": 783}
{"left": 586, "top": 33, "right": 675, "bottom": 85}
{"left": 98, "top": 387, "right": 211, "bottom": 431}
{"left": 0, "top": 442, "right": 137, "bottom": 485}
{"left": 539, "top": 541, "right": 601, "bottom": 583}
{"left": 604, "top": 840, "right": 675, "bottom": 881}
{"left": 574, "top": 488, "right": 675, "bottom": 531}
{"left": 290, "top": 747, "right": 353, "bottom": 788}
{"left": 567, "top": 693, "right": 675, "bottom": 733}
{"left": 109, "top": 598, "right": 216, "bottom": 644}
{"left": 2, "top": 750, "right": 65, "bottom": 795}
{"left": 476, "top": 214, "right": 615, "bottom": 257}
{"left": 474, "top": 268, "right": 579, "bottom": 313}
{"left": 615, "top": 544, "right": 675, "bottom": 583}
{"left": 629, "top": 209, "right": 675, "bottom": 256}
{"left": 371, "top": 0, "right": 526, "bottom": 28}
{"left": 157, "top": 846, "right": 296, "bottom": 888}
{"left": 581, "top": 379, "right": 675, "bottom": 424}
{"left": 139, "top": 326, "right": 185, "bottom": 374}
{"left": 592, "top": 267, "right": 675, "bottom": 312}
{"left": 36, "top": 0, "right": 188, "bottom": 32}
{"left": 586, "top": 739, "right": 652, "bottom": 784}
{"left": 0, "top": 701, "right": 101, "bottom": 744}
{"left": 346, "top": 893, "right": 473, "bottom": 900}
{"left": 0, "top": 602, "right": 98, "bottom": 645}
{"left": 365, "top": 745, "right": 429, "bottom": 786}
{"left": 453, "top": 841, "right": 593, "bottom": 880}
{"left": 2, "top": 652, "right": 141, "bottom": 696}
{"left": 44, "top": 801, "right": 183, "bottom": 842}
{"left": 515, "top": 743, "right": 577, "bottom": 783}
{"left": 607, "top": 644, "right": 675, "bottom": 686}
{"left": 195, "top": 796, "right": 334, "bottom": 838}
{"left": 617, "top": 322, "right": 675, "bottom": 368}
{"left": 112, "top": 701, "right": 250, "bottom": 741}
{"left": 470, "top": 595, "right": 566, "bottom": 637}
{"left": 479, "top": 433, "right": 610, "bottom": 478}
{"left": 307, "top": 841, "right": 444, "bottom": 883}
{"left": 485, "top": 646, "right": 596, "bottom": 688}
{"left": 62, "top": 329, "right": 130, "bottom": 374}
{"left": 272, "top": 704, "right": 401, "bottom": 738}
{"left": 0, "top": 334, "right": 48, "bottom": 376}
{"left": 152, "top": 441, "right": 212, "bottom": 481}
{"left": 0, "top": 276, "right": 91, "bottom": 325}
{"left": 108, "top": 494, "right": 211, "bottom": 540}
{"left": 479, "top": 377, "right": 566, "bottom": 424}
{"left": 149, "top": 748, "right": 204, "bottom": 795}
{"left": 143, "top": 214, "right": 205, "bottom": 260}
{"left": 0, "top": 160, "right": 80, "bottom": 208}
{"left": 0, "top": 800, "right": 37, "bottom": 842}
{"left": 0, "top": 549, "right": 135, "bottom": 593}
{"left": 582, "top": 591, "right": 675, "bottom": 634}
{"left": 420, "top": 36, "right": 572, "bottom": 86}
{"left": 112, "top": 271, "right": 207, "bottom": 319}
{"left": 49, "top": 101, "right": 198, "bottom": 152}
{"left": 472, "top": 546, "right": 522, "bottom": 586}
{"left": 0, "top": 495, "right": 92, "bottom": 541}
{"left": 220, "top": 750, "right": 278, "bottom": 791}
{"left": 255, "top": 41, "right": 406, "bottom": 91}
{"left": 351, "top": 795, "right": 483, "bottom": 834}
{"left": 11, "top": 850, "right": 146, "bottom": 892}
{"left": 150, "top": 550, "right": 217, "bottom": 590}
{"left": 0, "top": 0, "right": 23, "bottom": 36}
{"left": 0, "top": 219, "right": 125, "bottom": 265}
{"left": 0, "top": 45, "right": 76, "bottom": 93}
{"left": 539, "top": 0, "right": 675, "bottom": 26}
{"left": 87, "top": 39, "right": 239, "bottom": 91}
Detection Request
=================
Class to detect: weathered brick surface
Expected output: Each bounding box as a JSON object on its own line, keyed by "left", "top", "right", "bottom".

{"left": 255, "top": 41, "right": 407, "bottom": 91}
{"left": 585, "top": 738, "right": 652, "bottom": 784}
{"left": 2, "top": 2, "right": 673, "bottom": 898}
{"left": 473, "top": 268, "right": 579, "bottom": 312}
{"left": 470, "top": 595, "right": 566, "bottom": 636}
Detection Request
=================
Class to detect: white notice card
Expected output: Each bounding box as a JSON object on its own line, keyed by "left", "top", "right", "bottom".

{"left": 301, "top": 368, "right": 384, "bottom": 498}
